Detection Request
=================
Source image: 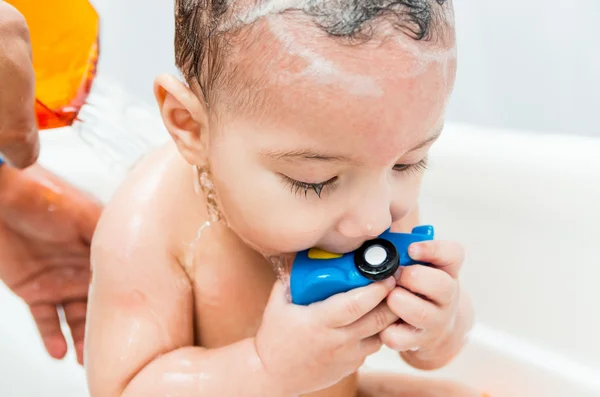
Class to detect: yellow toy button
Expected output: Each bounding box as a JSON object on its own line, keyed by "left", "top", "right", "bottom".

{"left": 307, "top": 248, "right": 343, "bottom": 260}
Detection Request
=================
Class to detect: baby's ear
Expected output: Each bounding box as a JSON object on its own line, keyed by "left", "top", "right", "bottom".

{"left": 154, "top": 74, "right": 209, "bottom": 166}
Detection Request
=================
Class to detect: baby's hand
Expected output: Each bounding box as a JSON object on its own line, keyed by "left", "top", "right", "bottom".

{"left": 255, "top": 276, "right": 397, "bottom": 396}
{"left": 380, "top": 240, "right": 466, "bottom": 358}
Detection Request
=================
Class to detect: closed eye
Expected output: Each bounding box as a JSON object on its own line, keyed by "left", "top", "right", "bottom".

{"left": 393, "top": 157, "right": 429, "bottom": 175}
{"left": 281, "top": 175, "right": 338, "bottom": 198}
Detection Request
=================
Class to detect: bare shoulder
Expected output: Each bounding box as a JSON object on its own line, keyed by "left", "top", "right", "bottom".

{"left": 92, "top": 142, "right": 207, "bottom": 268}
{"left": 85, "top": 143, "right": 199, "bottom": 396}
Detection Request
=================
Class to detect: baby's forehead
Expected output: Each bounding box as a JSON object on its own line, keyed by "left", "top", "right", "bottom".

{"left": 203, "top": 0, "right": 456, "bottom": 125}
{"left": 231, "top": 26, "right": 453, "bottom": 155}
{"left": 229, "top": 12, "right": 456, "bottom": 100}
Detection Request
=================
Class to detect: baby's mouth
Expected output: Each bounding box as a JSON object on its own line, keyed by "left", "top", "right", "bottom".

{"left": 313, "top": 240, "right": 368, "bottom": 256}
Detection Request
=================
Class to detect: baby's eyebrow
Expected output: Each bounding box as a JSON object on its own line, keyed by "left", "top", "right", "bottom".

{"left": 261, "top": 127, "right": 443, "bottom": 162}
{"left": 260, "top": 148, "right": 353, "bottom": 162}
{"left": 408, "top": 128, "right": 443, "bottom": 152}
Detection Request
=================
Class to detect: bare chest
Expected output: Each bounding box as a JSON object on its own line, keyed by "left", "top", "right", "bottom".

{"left": 187, "top": 228, "right": 358, "bottom": 397}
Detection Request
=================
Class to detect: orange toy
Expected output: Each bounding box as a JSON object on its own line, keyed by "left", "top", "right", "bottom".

{"left": 7, "top": 0, "right": 100, "bottom": 129}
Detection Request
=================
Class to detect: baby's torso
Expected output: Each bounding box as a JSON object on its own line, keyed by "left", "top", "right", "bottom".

{"left": 149, "top": 145, "right": 358, "bottom": 397}
{"left": 187, "top": 227, "right": 357, "bottom": 397}
{"left": 189, "top": 222, "right": 274, "bottom": 347}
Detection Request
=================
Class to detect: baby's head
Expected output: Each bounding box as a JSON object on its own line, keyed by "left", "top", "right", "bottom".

{"left": 156, "top": 0, "right": 456, "bottom": 256}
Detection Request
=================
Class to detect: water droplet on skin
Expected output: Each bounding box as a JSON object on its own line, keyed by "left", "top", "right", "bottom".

{"left": 183, "top": 165, "right": 222, "bottom": 274}
{"left": 180, "top": 358, "right": 194, "bottom": 368}
{"left": 196, "top": 165, "right": 222, "bottom": 223}
{"left": 191, "top": 165, "right": 294, "bottom": 297}
{"left": 185, "top": 220, "right": 212, "bottom": 271}
{"left": 119, "top": 319, "right": 142, "bottom": 361}
{"left": 266, "top": 254, "right": 293, "bottom": 301}
{"left": 192, "top": 166, "right": 201, "bottom": 196}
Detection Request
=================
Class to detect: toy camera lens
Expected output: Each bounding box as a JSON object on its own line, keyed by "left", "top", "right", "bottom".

{"left": 354, "top": 239, "right": 399, "bottom": 281}
{"left": 364, "top": 245, "right": 387, "bottom": 267}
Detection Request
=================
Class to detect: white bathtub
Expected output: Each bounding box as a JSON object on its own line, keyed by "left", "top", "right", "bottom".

{"left": 365, "top": 124, "right": 600, "bottom": 396}
{"left": 1, "top": 101, "right": 599, "bottom": 396}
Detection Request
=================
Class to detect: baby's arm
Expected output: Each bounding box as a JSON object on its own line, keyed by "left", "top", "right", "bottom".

{"left": 85, "top": 161, "right": 276, "bottom": 397}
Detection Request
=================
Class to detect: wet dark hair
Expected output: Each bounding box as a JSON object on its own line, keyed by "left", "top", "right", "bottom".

{"left": 174, "top": 0, "right": 450, "bottom": 106}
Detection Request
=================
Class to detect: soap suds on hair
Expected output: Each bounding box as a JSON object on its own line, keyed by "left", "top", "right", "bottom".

{"left": 221, "top": 0, "right": 308, "bottom": 31}
{"left": 221, "top": 0, "right": 455, "bottom": 95}
{"left": 177, "top": 0, "right": 453, "bottom": 102}
{"left": 391, "top": 33, "right": 457, "bottom": 79}
{"left": 269, "top": 16, "right": 383, "bottom": 97}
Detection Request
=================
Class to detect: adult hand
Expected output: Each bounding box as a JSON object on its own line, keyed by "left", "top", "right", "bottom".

{"left": 0, "top": 164, "right": 102, "bottom": 364}
{"left": 0, "top": 2, "right": 40, "bottom": 168}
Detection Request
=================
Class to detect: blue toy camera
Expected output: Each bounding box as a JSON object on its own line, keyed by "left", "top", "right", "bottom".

{"left": 290, "top": 225, "right": 435, "bottom": 305}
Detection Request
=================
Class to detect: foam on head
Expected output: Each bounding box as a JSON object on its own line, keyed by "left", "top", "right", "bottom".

{"left": 219, "top": 0, "right": 308, "bottom": 31}
{"left": 176, "top": 0, "right": 454, "bottom": 101}
{"left": 267, "top": 15, "right": 384, "bottom": 97}
{"left": 223, "top": 0, "right": 452, "bottom": 36}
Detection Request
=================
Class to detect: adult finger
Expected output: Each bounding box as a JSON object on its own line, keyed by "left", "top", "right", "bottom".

{"left": 64, "top": 299, "right": 88, "bottom": 365}
{"left": 29, "top": 302, "right": 68, "bottom": 359}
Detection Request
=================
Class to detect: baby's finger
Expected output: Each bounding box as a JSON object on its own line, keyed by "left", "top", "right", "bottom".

{"left": 379, "top": 321, "right": 425, "bottom": 352}
{"left": 64, "top": 299, "right": 88, "bottom": 365}
{"left": 397, "top": 265, "right": 456, "bottom": 307}
{"left": 387, "top": 287, "right": 442, "bottom": 330}
{"left": 29, "top": 303, "right": 68, "bottom": 360}
{"left": 315, "top": 277, "right": 396, "bottom": 328}
{"left": 408, "top": 240, "right": 465, "bottom": 278}
{"left": 359, "top": 334, "right": 383, "bottom": 357}
{"left": 344, "top": 301, "right": 399, "bottom": 339}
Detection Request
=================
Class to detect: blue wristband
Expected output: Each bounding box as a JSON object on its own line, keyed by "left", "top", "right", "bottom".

{"left": 0, "top": 155, "right": 4, "bottom": 167}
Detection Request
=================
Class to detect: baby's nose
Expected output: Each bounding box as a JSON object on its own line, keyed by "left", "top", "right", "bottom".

{"left": 337, "top": 216, "right": 391, "bottom": 240}
{"left": 336, "top": 199, "right": 392, "bottom": 240}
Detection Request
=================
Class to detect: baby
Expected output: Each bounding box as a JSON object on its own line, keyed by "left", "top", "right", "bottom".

{"left": 85, "top": 0, "right": 480, "bottom": 396}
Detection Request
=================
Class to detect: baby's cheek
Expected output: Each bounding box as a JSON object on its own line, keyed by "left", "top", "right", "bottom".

{"left": 391, "top": 179, "right": 422, "bottom": 223}
{"left": 210, "top": 163, "right": 328, "bottom": 253}
{"left": 244, "top": 205, "right": 323, "bottom": 254}
{"left": 214, "top": 188, "right": 314, "bottom": 254}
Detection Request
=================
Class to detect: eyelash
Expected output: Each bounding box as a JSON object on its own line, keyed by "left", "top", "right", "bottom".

{"left": 283, "top": 176, "right": 338, "bottom": 198}
{"left": 392, "top": 157, "right": 429, "bottom": 175}
{"left": 284, "top": 157, "right": 429, "bottom": 199}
